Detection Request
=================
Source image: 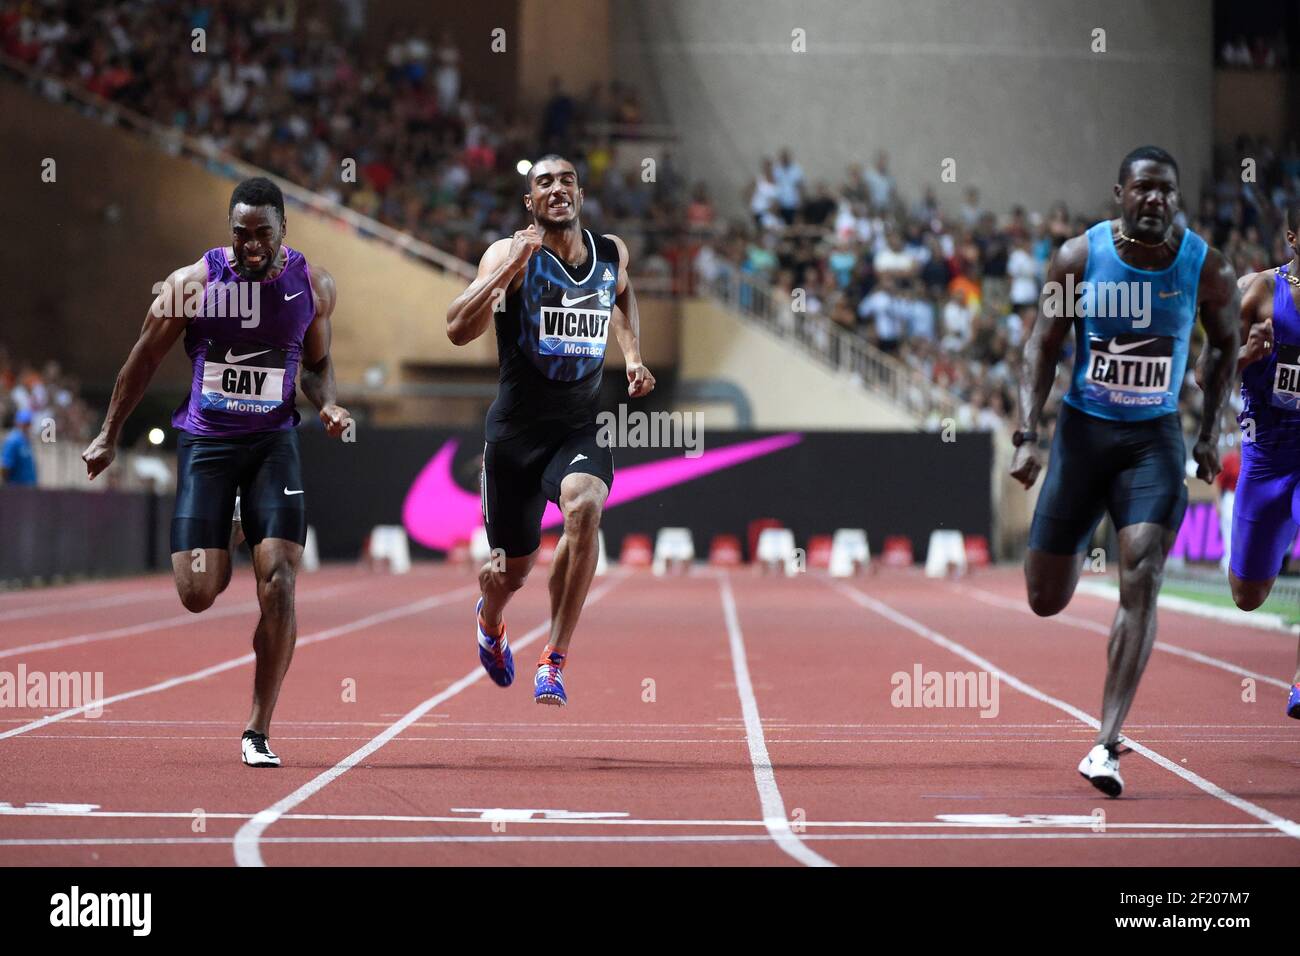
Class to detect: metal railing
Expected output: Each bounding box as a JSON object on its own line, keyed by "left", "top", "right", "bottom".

{"left": 703, "top": 270, "right": 961, "bottom": 423}
{"left": 1, "top": 53, "right": 475, "bottom": 279}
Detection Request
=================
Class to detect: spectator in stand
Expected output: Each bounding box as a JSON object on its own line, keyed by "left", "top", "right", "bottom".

{"left": 1007, "top": 233, "right": 1041, "bottom": 308}
{"left": 941, "top": 291, "right": 973, "bottom": 350}
{"left": 801, "top": 180, "right": 837, "bottom": 229}
{"left": 540, "top": 75, "right": 576, "bottom": 149}
{"left": 1, "top": 407, "right": 36, "bottom": 487}
{"left": 960, "top": 186, "right": 984, "bottom": 228}
{"left": 434, "top": 30, "right": 460, "bottom": 112}
{"left": 772, "top": 148, "right": 805, "bottom": 226}
{"left": 864, "top": 151, "right": 895, "bottom": 212}
{"left": 748, "top": 157, "right": 780, "bottom": 232}
{"left": 874, "top": 229, "right": 917, "bottom": 283}
{"left": 686, "top": 182, "right": 716, "bottom": 231}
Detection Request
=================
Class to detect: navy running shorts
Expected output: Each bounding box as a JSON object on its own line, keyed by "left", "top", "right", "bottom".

{"left": 1028, "top": 400, "right": 1188, "bottom": 555}
{"left": 171, "top": 429, "right": 307, "bottom": 552}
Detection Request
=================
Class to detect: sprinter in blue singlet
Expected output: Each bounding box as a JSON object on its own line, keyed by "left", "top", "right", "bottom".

{"left": 1010, "top": 147, "right": 1240, "bottom": 797}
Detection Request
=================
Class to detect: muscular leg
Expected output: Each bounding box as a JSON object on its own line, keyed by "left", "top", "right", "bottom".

{"left": 479, "top": 551, "right": 536, "bottom": 631}
{"left": 546, "top": 473, "right": 608, "bottom": 653}
{"left": 1096, "top": 522, "right": 1176, "bottom": 747}
{"left": 1023, "top": 548, "right": 1082, "bottom": 617}
{"left": 171, "top": 548, "right": 233, "bottom": 613}
{"left": 245, "top": 537, "right": 303, "bottom": 736}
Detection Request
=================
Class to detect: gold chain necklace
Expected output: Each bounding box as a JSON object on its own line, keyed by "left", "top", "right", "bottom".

{"left": 1116, "top": 224, "right": 1172, "bottom": 248}
{"left": 1277, "top": 265, "right": 1300, "bottom": 287}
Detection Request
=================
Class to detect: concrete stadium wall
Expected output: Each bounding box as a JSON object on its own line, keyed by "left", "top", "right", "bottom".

{"left": 679, "top": 299, "right": 917, "bottom": 430}
{"left": 613, "top": 0, "right": 1213, "bottom": 219}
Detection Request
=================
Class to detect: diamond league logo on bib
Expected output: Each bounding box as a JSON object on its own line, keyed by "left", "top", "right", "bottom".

{"left": 200, "top": 345, "right": 288, "bottom": 414}
{"left": 1084, "top": 334, "right": 1173, "bottom": 408}
{"left": 538, "top": 288, "right": 611, "bottom": 358}
{"left": 1272, "top": 342, "right": 1300, "bottom": 410}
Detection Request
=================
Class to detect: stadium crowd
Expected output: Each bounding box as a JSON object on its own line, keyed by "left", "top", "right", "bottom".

{"left": 0, "top": 0, "right": 683, "bottom": 268}
{"left": 4, "top": 0, "right": 1295, "bottom": 445}
{"left": 0, "top": 345, "right": 101, "bottom": 485}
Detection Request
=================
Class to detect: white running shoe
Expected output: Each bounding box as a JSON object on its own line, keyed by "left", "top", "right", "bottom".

{"left": 1077, "top": 743, "right": 1123, "bottom": 797}
{"left": 241, "top": 731, "right": 280, "bottom": 768}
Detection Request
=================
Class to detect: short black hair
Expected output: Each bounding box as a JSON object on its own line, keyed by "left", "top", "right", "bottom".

{"left": 526, "top": 154, "right": 578, "bottom": 189}
{"left": 1288, "top": 198, "right": 1300, "bottom": 233}
{"left": 1118, "top": 146, "right": 1179, "bottom": 186}
{"left": 229, "top": 176, "right": 285, "bottom": 222}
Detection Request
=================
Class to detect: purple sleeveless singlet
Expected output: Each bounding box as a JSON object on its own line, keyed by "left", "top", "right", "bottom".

{"left": 171, "top": 246, "right": 316, "bottom": 437}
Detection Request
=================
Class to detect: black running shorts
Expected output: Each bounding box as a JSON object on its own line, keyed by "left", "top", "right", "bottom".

{"left": 481, "top": 421, "right": 614, "bottom": 558}
{"left": 171, "top": 429, "right": 307, "bottom": 552}
{"left": 1028, "top": 400, "right": 1188, "bottom": 555}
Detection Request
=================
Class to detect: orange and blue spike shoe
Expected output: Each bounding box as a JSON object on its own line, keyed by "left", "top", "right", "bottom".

{"left": 534, "top": 648, "right": 567, "bottom": 706}
{"left": 476, "top": 598, "right": 514, "bottom": 687}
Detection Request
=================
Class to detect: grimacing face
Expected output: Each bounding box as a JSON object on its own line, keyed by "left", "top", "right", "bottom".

{"left": 230, "top": 203, "right": 285, "bottom": 279}
{"left": 526, "top": 159, "right": 583, "bottom": 228}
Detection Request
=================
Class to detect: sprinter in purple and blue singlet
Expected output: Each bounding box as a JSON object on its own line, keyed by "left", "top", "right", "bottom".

{"left": 1226, "top": 203, "right": 1300, "bottom": 717}
{"left": 82, "top": 177, "right": 351, "bottom": 767}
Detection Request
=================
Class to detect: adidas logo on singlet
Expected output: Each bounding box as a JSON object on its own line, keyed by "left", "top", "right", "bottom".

{"left": 602, "top": 267, "right": 615, "bottom": 282}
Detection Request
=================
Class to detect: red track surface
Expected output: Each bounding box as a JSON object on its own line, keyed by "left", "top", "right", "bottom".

{"left": 1, "top": 563, "right": 1298, "bottom": 866}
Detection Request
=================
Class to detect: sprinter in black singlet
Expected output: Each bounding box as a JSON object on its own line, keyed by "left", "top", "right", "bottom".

{"left": 445, "top": 155, "right": 655, "bottom": 706}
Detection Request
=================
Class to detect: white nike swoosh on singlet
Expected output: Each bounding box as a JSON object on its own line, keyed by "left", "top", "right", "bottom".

{"left": 1106, "top": 338, "right": 1158, "bottom": 355}
{"left": 284, "top": 291, "right": 305, "bottom": 301}
{"left": 560, "top": 291, "right": 600, "bottom": 307}
{"left": 283, "top": 488, "right": 304, "bottom": 496}
{"left": 226, "top": 348, "right": 272, "bottom": 363}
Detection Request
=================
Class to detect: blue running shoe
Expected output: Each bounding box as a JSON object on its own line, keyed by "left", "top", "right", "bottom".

{"left": 476, "top": 598, "right": 514, "bottom": 687}
{"left": 534, "top": 663, "right": 567, "bottom": 706}
{"left": 1288, "top": 684, "right": 1300, "bottom": 720}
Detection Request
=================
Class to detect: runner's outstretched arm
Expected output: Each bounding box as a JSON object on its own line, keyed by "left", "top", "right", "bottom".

{"left": 81, "top": 259, "right": 205, "bottom": 479}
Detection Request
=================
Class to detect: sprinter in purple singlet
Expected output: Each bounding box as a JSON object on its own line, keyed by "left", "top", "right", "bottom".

{"left": 1225, "top": 202, "right": 1300, "bottom": 719}
{"left": 81, "top": 177, "right": 351, "bottom": 767}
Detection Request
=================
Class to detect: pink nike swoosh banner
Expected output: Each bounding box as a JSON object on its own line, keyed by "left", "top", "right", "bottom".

{"left": 401, "top": 432, "right": 803, "bottom": 551}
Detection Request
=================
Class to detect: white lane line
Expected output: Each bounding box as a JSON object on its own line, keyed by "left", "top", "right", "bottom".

{"left": 231, "top": 577, "right": 622, "bottom": 867}
{"left": 0, "top": 578, "right": 376, "bottom": 660}
{"left": 718, "top": 574, "right": 834, "bottom": 867}
{"left": 0, "top": 832, "right": 1286, "bottom": 848}
{"left": 17, "top": 735, "right": 1298, "bottom": 745}
{"left": 0, "top": 805, "right": 1275, "bottom": 829}
{"left": 1075, "top": 579, "right": 1294, "bottom": 634}
{"left": 831, "top": 581, "right": 1300, "bottom": 841}
{"left": 3, "top": 717, "right": 1283, "bottom": 729}
{"left": 0, "top": 589, "right": 176, "bottom": 623}
{"left": 959, "top": 584, "right": 1291, "bottom": 690}
{"left": 0, "top": 584, "right": 479, "bottom": 741}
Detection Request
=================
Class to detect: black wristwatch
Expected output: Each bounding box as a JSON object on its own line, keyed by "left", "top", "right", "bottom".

{"left": 1011, "top": 429, "right": 1038, "bottom": 448}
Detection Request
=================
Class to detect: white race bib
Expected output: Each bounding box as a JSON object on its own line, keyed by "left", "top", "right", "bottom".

{"left": 200, "top": 345, "right": 287, "bottom": 415}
